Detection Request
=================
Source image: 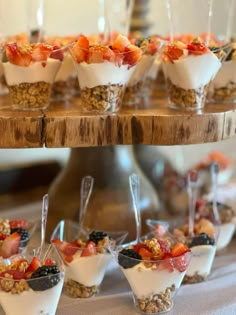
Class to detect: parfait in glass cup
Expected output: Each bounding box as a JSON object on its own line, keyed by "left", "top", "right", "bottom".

{"left": 123, "top": 36, "right": 160, "bottom": 105}
{"left": 70, "top": 34, "right": 143, "bottom": 113}
{"left": 162, "top": 38, "right": 222, "bottom": 110}
{"left": 2, "top": 42, "right": 63, "bottom": 110}
{"left": 112, "top": 236, "right": 191, "bottom": 314}
{"left": 0, "top": 244, "right": 64, "bottom": 315}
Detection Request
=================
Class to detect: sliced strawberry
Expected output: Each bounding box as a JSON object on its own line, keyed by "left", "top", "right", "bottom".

{"left": 44, "top": 258, "right": 54, "bottom": 266}
{"left": 138, "top": 247, "right": 153, "bottom": 260}
{"left": 26, "top": 256, "right": 41, "bottom": 273}
{"left": 52, "top": 239, "right": 78, "bottom": 263}
{"left": 162, "top": 254, "right": 174, "bottom": 272}
{"left": 0, "top": 270, "right": 25, "bottom": 280}
{"left": 9, "top": 219, "right": 28, "bottom": 229}
{"left": 112, "top": 34, "right": 130, "bottom": 52}
{"left": 71, "top": 35, "right": 89, "bottom": 63}
{"left": 164, "top": 45, "right": 184, "bottom": 63}
{"left": 31, "top": 43, "right": 53, "bottom": 62}
{"left": 0, "top": 233, "right": 6, "bottom": 240}
{"left": 187, "top": 42, "right": 208, "bottom": 55}
{"left": 133, "top": 243, "right": 149, "bottom": 253}
{"left": 5, "top": 43, "right": 32, "bottom": 67}
{"left": 87, "top": 45, "right": 114, "bottom": 64}
{"left": 50, "top": 45, "right": 64, "bottom": 61}
{"left": 0, "top": 232, "right": 21, "bottom": 258}
{"left": 171, "top": 242, "right": 190, "bottom": 257}
{"left": 173, "top": 255, "right": 189, "bottom": 272}
{"left": 123, "top": 44, "right": 142, "bottom": 66}
{"left": 81, "top": 241, "right": 96, "bottom": 257}
{"left": 158, "top": 239, "right": 171, "bottom": 257}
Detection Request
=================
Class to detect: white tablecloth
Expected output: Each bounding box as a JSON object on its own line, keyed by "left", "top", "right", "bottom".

{"left": 57, "top": 244, "right": 236, "bottom": 315}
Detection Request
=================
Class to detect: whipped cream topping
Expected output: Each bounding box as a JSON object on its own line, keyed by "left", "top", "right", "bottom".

{"left": 122, "top": 262, "right": 184, "bottom": 298}
{"left": 76, "top": 61, "right": 136, "bottom": 89}
{"left": 3, "top": 58, "right": 61, "bottom": 85}
{"left": 163, "top": 53, "right": 221, "bottom": 90}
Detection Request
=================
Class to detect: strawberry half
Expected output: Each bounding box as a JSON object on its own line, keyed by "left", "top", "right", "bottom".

{"left": 71, "top": 35, "right": 89, "bottom": 63}
{"left": 0, "top": 270, "right": 25, "bottom": 280}
{"left": 10, "top": 219, "right": 28, "bottom": 229}
{"left": 138, "top": 247, "right": 153, "bottom": 260}
{"left": 87, "top": 45, "right": 115, "bottom": 64}
{"left": 112, "top": 34, "right": 130, "bottom": 52}
{"left": 5, "top": 43, "right": 32, "bottom": 67}
{"left": 0, "top": 232, "right": 21, "bottom": 258}
{"left": 31, "top": 43, "right": 53, "bottom": 62}
{"left": 81, "top": 241, "right": 96, "bottom": 257}
{"left": 187, "top": 42, "right": 208, "bottom": 55}
{"left": 123, "top": 44, "right": 142, "bottom": 67}
{"left": 26, "top": 256, "right": 41, "bottom": 273}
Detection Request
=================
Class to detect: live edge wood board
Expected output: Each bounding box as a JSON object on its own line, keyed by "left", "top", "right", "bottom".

{"left": 0, "top": 95, "right": 236, "bottom": 148}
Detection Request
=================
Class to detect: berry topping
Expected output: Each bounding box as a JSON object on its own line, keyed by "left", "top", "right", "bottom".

{"left": 189, "top": 233, "right": 215, "bottom": 248}
{"left": 11, "top": 228, "right": 29, "bottom": 247}
{"left": 81, "top": 241, "right": 96, "bottom": 257}
{"left": 0, "top": 232, "right": 21, "bottom": 258}
{"left": 9, "top": 219, "right": 28, "bottom": 229}
{"left": 29, "top": 265, "right": 60, "bottom": 291}
{"left": 89, "top": 231, "right": 108, "bottom": 244}
{"left": 171, "top": 242, "right": 190, "bottom": 257}
{"left": 118, "top": 249, "right": 142, "bottom": 269}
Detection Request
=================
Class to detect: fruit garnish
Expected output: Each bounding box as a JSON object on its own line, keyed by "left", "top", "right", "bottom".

{"left": 5, "top": 43, "right": 32, "bottom": 67}
{"left": 163, "top": 44, "right": 184, "bottom": 63}
{"left": 173, "top": 255, "right": 189, "bottom": 272}
{"left": 123, "top": 44, "right": 143, "bottom": 66}
{"left": 118, "top": 249, "right": 141, "bottom": 269}
{"left": 26, "top": 256, "right": 41, "bottom": 273}
{"left": 10, "top": 220, "right": 28, "bottom": 229}
{"left": 71, "top": 34, "right": 89, "bottom": 63}
{"left": 89, "top": 231, "right": 109, "bottom": 244}
{"left": 138, "top": 247, "right": 154, "bottom": 260}
{"left": 189, "top": 233, "right": 215, "bottom": 247}
{"left": 0, "top": 232, "right": 21, "bottom": 258}
{"left": 44, "top": 258, "right": 54, "bottom": 266}
{"left": 0, "top": 269, "right": 25, "bottom": 280}
{"left": 171, "top": 242, "right": 190, "bottom": 257}
{"left": 29, "top": 265, "right": 61, "bottom": 291}
{"left": 31, "top": 43, "right": 53, "bottom": 62}
{"left": 81, "top": 241, "right": 96, "bottom": 257}
{"left": 112, "top": 34, "right": 130, "bottom": 52}
{"left": 87, "top": 45, "right": 115, "bottom": 64}
{"left": 50, "top": 45, "right": 64, "bottom": 61}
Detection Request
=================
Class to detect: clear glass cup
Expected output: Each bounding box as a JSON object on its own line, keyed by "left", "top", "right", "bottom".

{"left": 111, "top": 245, "right": 192, "bottom": 314}
{"left": 70, "top": 37, "right": 143, "bottom": 113}
{"left": 0, "top": 244, "right": 64, "bottom": 315}
{"left": 2, "top": 43, "right": 64, "bottom": 111}
{"left": 51, "top": 219, "right": 128, "bottom": 298}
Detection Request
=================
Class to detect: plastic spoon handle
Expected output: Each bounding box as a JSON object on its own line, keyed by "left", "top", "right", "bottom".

{"left": 78, "top": 176, "right": 94, "bottom": 232}
{"left": 103, "top": 0, "right": 111, "bottom": 44}
{"left": 39, "top": 194, "right": 49, "bottom": 260}
{"left": 187, "top": 170, "right": 198, "bottom": 237}
{"left": 211, "top": 162, "right": 221, "bottom": 225}
{"left": 129, "top": 173, "right": 141, "bottom": 244}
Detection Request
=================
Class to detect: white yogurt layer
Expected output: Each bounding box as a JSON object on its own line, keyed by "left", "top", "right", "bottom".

{"left": 55, "top": 53, "right": 77, "bottom": 82}
{"left": 217, "top": 222, "right": 236, "bottom": 251}
{"left": 0, "top": 279, "right": 63, "bottom": 315}
{"left": 212, "top": 60, "right": 236, "bottom": 88}
{"left": 76, "top": 61, "right": 136, "bottom": 89}
{"left": 122, "top": 263, "right": 184, "bottom": 298}
{"left": 163, "top": 53, "right": 221, "bottom": 90}
{"left": 65, "top": 252, "right": 112, "bottom": 287}
{"left": 186, "top": 245, "right": 216, "bottom": 277}
{"left": 128, "top": 54, "right": 155, "bottom": 86}
{"left": 3, "top": 58, "right": 61, "bottom": 86}
{"left": 147, "top": 57, "right": 161, "bottom": 80}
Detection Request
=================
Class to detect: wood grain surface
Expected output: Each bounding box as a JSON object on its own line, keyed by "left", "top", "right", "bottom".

{"left": 0, "top": 94, "right": 236, "bottom": 148}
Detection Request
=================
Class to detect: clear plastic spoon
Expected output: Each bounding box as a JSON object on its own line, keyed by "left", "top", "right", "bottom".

{"left": 38, "top": 194, "right": 49, "bottom": 260}
{"left": 103, "top": 0, "right": 112, "bottom": 44}
{"left": 78, "top": 176, "right": 94, "bottom": 234}
{"left": 210, "top": 162, "right": 221, "bottom": 225}
{"left": 129, "top": 173, "right": 141, "bottom": 244}
{"left": 187, "top": 170, "right": 198, "bottom": 237}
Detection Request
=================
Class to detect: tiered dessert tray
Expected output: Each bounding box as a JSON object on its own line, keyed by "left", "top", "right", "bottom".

{"left": 0, "top": 95, "right": 236, "bottom": 148}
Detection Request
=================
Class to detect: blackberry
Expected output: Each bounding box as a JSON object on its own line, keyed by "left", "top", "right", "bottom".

{"left": 118, "top": 249, "right": 141, "bottom": 269}
{"left": 11, "top": 228, "right": 29, "bottom": 247}
{"left": 29, "top": 265, "right": 61, "bottom": 291}
{"left": 89, "top": 231, "right": 109, "bottom": 244}
{"left": 189, "top": 233, "right": 215, "bottom": 248}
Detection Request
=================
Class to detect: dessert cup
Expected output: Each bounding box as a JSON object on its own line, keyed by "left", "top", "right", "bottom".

{"left": 162, "top": 40, "right": 222, "bottom": 110}
{"left": 2, "top": 43, "right": 63, "bottom": 111}
{"left": 51, "top": 219, "right": 128, "bottom": 298}
{"left": 70, "top": 35, "right": 143, "bottom": 113}
{"left": 0, "top": 244, "right": 64, "bottom": 315}
{"left": 111, "top": 244, "right": 191, "bottom": 314}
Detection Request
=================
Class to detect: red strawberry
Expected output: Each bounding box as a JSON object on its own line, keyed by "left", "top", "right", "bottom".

{"left": 171, "top": 242, "right": 190, "bottom": 257}
{"left": 5, "top": 43, "right": 32, "bottom": 67}
{"left": 112, "top": 34, "right": 130, "bottom": 52}
{"left": 138, "top": 247, "right": 153, "bottom": 260}
{"left": 10, "top": 220, "right": 28, "bottom": 229}
{"left": 173, "top": 255, "right": 189, "bottom": 272}
{"left": 44, "top": 258, "right": 54, "bottom": 266}
{"left": 87, "top": 45, "right": 114, "bottom": 64}
{"left": 162, "top": 254, "right": 174, "bottom": 272}
{"left": 187, "top": 42, "right": 208, "bottom": 55}
{"left": 0, "top": 232, "right": 21, "bottom": 258}
{"left": 81, "top": 241, "right": 96, "bottom": 257}
{"left": 52, "top": 239, "right": 77, "bottom": 262}
{"left": 158, "top": 239, "right": 171, "bottom": 258}
{"left": 50, "top": 45, "right": 64, "bottom": 61}
{"left": 133, "top": 243, "right": 149, "bottom": 253}
{"left": 26, "top": 256, "right": 41, "bottom": 273}
{"left": 31, "top": 43, "right": 53, "bottom": 62}
{"left": 0, "top": 270, "right": 25, "bottom": 280}
{"left": 0, "top": 233, "right": 6, "bottom": 240}
{"left": 71, "top": 35, "right": 89, "bottom": 63}
{"left": 164, "top": 46, "right": 184, "bottom": 63}
{"left": 123, "top": 44, "right": 142, "bottom": 66}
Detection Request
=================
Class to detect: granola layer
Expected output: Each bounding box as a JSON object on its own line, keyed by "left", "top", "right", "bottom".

{"left": 167, "top": 79, "right": 208, "bottom": 110}
{"left": 135, "top": 285, "right": 175, "bottom": 314}
{"left": 183, "top": 272, "right": 206, "bottom": 284}
{"left": 123, "top": 81, "right": 143, "bottom": 105}
{"left": 64, "top": 279, "right": 98, "bottom": 298}
{"left": 8, "top": 81, "right": 51, "bottom": 110}
{"left": 211, "top": 81, "right": 236, "bottom": 102}
{"left": 81, "top": 84, "right": 124, "bottom": 112}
